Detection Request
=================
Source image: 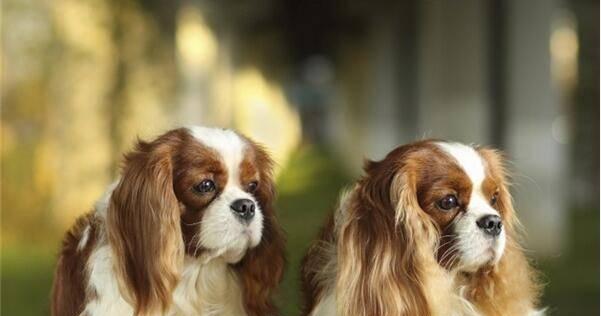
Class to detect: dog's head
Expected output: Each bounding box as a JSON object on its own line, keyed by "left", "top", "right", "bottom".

{"left": 337, "top": 140, "right": 519, "bottom": 315}
{"left": 107, "top": 126, "right": 284, "bottom": 315}
{"left": 366, "top": 141, "right": 514, "bottom": 271}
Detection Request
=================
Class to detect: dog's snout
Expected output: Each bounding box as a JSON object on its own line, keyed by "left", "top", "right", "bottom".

{"left": 230, "top": 199, "right": 255, "bottom": 222}
{"left": 476, "top": 215, "right": 503, "bottom": 236}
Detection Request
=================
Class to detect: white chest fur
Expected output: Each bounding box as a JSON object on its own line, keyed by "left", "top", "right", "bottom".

{"left": 169, "top": 257, "right": 246, "bottom": 316}
{"left": 83, "top": 246, "right": 246, "bottom": 316}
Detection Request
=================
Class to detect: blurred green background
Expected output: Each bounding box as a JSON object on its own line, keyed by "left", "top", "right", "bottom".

{"left": 2, "top": 0, "right": 599, "bottom": 315}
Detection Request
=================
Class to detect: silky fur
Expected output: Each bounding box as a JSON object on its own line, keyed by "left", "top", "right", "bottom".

{"left": 51, "top": 127, "right": 285, "bottom": 316}
{"left": 301, "top": 141, "right": 541, "bottom": 316}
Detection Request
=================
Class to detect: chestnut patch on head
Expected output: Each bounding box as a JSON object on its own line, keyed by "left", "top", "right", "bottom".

{"left": 477, "top": 147, "right": 509, "bottom": 219}
{"left": 164, "top": 134, "right": 228, "bottom": 256}
{"left": 173, "top": 144, "right": 226, "bottom": 209}
{"left": 239, "top": 151, "right": 260, "bottom": 195}
{"left": 385, "top": 143, "right": 476, "bottom": 269}
{"left": 482, "top": 177, "right": 499, "bottom": 205}
{"left": 410, "top": 145, "right": 473, "bottom": 231}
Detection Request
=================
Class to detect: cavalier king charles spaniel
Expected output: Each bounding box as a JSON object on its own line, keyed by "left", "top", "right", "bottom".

{"left": 301, "top": 140, "right": 543, "bottom": 316}
{"left": 51, "top": 127, "right": 285, "bottom": 316}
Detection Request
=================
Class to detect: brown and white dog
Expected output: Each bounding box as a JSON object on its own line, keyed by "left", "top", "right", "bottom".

{"left": 301, "top": 140, "right": 542, "bottom": 316}
{"left": 51, "top": 127, "right": 285, "bottom": 316}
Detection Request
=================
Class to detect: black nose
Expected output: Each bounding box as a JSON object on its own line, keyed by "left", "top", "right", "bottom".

{"left": 230, "top": 199, "right": 255, "bottom": 222}
{"left": 476, "top": 215, "right": 503, "bottom": 236}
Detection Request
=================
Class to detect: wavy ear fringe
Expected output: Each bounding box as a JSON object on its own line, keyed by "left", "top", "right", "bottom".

{"left": 107, "top": 134, "right": 184, "bottom": 316}
{"left": 336, "top": 160, "right": 437, "bottom": 316}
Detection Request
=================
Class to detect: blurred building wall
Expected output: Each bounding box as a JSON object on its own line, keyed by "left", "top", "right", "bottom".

{"left": 504, "top": 0, "right": 566, "bottom": 253}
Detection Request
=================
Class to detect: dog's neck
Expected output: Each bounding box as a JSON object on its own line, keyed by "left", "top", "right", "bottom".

{"left": 169, "top": 255, "right": 246, "bottom": 315}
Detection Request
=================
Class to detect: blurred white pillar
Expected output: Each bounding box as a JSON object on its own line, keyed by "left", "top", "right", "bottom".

{"left": 330, "top": 5, "right": 419, "bottom": 173}
{"left": 366, "top": 3, "right": 419, "bottom": 160}
{"left": 365, "top": 16, "right": 404, "bottom": 160}
{"left": 505, "top": 0, "right": 565, "bottom": 255}
{"left": 417, "top": 0, "right": 490, "bottom": 144}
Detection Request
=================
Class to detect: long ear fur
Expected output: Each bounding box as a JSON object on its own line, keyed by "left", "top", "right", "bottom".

{"left": 235, "top": 143, "right": 286, "bottom": 316}
{"left": 107, "top": 133, "right": 184, "bottom": 315}
{"left": 336, "top": 157, "right": 438, "bottom": 316}
{"left": 468, "top": 148, "right": 541, "bottom": 315}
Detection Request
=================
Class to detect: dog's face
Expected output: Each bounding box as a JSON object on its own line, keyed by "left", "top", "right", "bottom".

{"left": 363, "top": 141, "right": 512, "bottom": 273}
{"left": 408, "top": 142, "right": 508, "bottom": 272}
{"left": 173, "top": 127, "right": 271, "bottom": 262}
{"left": 107, "top": 126, "right": 284, "bottom": 314}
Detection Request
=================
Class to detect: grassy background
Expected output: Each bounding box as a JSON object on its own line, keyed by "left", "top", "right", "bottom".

{"left": 2, "top": 146, "right": 598, "bottom": 315}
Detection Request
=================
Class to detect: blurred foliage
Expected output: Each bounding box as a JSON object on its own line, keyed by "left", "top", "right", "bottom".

{"left": 2, "top": 247, "right": 55, "bottom": 315}
{"left": 2, "top": 0, "right": 301, "bottom": 245}
{"left": 1, "top": 147, "right": 598, "bottom": 315}
{"left": 275, "top": 145, "right": 352, "bottom": 315}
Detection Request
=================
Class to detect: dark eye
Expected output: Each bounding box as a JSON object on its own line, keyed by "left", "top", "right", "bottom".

{"left": 437, "top": 195, "right": 459, "bottom": 211}
{"left": 247, "top": 181, "right": 258, "bottom": 193}
{"left": 491, "top": 192, "right": 499, "bottom": 206}
{"left": 194, "top": 179, "right": 216, "bottom": 193}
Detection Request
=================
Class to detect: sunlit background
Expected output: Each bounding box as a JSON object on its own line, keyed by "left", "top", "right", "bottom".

{"left": 2, "top": 0, "right": 599, "bottom": 315}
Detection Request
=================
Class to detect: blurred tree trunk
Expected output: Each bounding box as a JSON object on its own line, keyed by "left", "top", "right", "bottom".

{"left": 417, "top": 0, "right": 490, "bottom": 144}
{"left": 47, "top": 0, "right": 116, "bottom": 226}
{"left": 110, "top": 0, "right": 178, "bottom": 158}
{"left": 45, "top": 0, "right": 178, "bottom": 228}
{"left": 2, "top": 0, "right": 58, "bottom": 242}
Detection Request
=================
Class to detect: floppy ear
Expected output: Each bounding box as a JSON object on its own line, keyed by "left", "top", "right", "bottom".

{"left": 235, "top": 143, "right": 285, "bottom": 316}
{"left": 107, "top": 135, "right": 184, "bottom": 316}
{"left": 336, "top": 157, "right": 437, "bottom": 316}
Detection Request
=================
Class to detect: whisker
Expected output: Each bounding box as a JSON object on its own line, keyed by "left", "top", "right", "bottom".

{"left": 439, "top": 244, "right": 461, "bottom": 264}
{"left": 182, "top": 219, "right": 205, "bottom": 226}
{"left": 447, "top": 254, "right": 461, "bottom": 269}
{"left": 435, "top": 240, "right": 456, "bottom": 253}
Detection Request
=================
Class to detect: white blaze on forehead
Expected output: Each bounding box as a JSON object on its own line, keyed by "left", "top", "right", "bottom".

{"left": 187, "top": 126, "right": 247, "bottom": 185}
{"left": 436, "top": 141, "right": 498, "bottom": 217}
{"left": 436, "top": 142, "right": 486, "bottom": 187}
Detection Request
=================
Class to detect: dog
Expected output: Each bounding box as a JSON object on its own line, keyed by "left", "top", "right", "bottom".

{"left": 51, "top": 126, "right": 285, "bottom": 316}
{"left": 301, "top": 140, "right": 542, "bottom": 316}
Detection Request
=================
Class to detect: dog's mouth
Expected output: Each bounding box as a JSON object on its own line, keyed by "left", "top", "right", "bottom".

{"left": 481, "top": 248, "right": 498, "bottom": 267}
{"left": 458, "top": 242, "right": 504, "bottom": 272}
{"left": 201, "top": 240, "right": 251, "bottom": 264}
{"left": 221, "top": 246, "right": 249, "bottom": 263}
{"left": 436, "top": 230, "right": 506, "bottom": 272}
{"left": 487, "top": 236, "right": 506, "bottom": 264}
